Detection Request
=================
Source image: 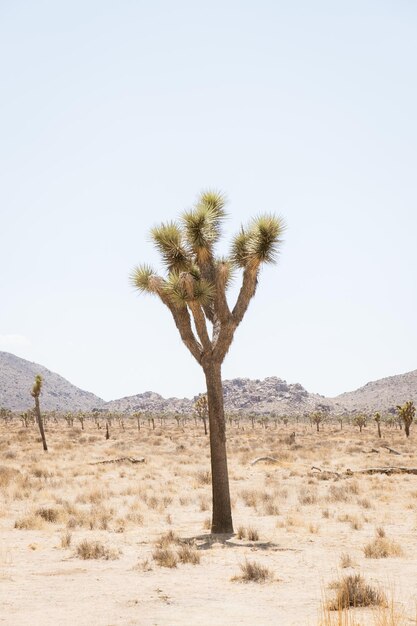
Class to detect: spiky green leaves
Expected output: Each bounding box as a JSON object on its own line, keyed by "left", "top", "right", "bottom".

{"left": 181, "top": 190, "right": 227, "bottom": 260}
{"left": 164, "top": 271, "right": 214, "bottom": 308}
{"left": 231, "top": 215, "right": 285, "bottom": 267}
{"left": 230, "top": 228, "right": 250, "bottom": 268}
{"left": 150, "top": 222, "right": 190, "bottom": 272}
{"left": 130, "top": 265, "right": 160, "bottom": 294}
{"left": 31, "top": 374, "right": 42, "bottom": 398}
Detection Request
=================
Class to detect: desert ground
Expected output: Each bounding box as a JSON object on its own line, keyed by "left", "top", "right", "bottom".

{"left": 1, "top": 417, "right": 416, "bottom": 626}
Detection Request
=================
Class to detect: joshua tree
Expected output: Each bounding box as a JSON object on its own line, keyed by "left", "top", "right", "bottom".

{"left": 31, "top": 375, "right": 48, "bottom": 451}
{"left": 311, "top": 411, "right": 324, "bottom": 432}
{"left": 374, "top": 412, "right": 382, "bottom": 438}
{"left": 194, "top": 394, "right": 209, "bottom": 435}
{"left": 353, "top": 414, "right": 367, "bottom": 433}
{"left": 396, "top": 401, "right": 415, "bottom": 438}
{"left": 133, "top": 411, "right": 142, "bottom": 431}
{"left": 131, "top": 190, "right": 285, "bottom": 533}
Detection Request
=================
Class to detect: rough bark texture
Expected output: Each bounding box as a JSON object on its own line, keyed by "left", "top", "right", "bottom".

{"left": 34, "top": 397, "right": 48, "bottom": 452}
{"left": 204, "top": 363, "right": 233, "bottom": 534}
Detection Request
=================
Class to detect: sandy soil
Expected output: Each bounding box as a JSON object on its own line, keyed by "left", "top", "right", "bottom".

{"left": 1, "top": 419, "right": 416, "bottom": 626}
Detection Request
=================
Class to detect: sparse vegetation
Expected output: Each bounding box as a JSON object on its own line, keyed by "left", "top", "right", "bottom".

{"left": 75, "top": 539, "right": 120, "bottom": 560}
{"left": 363, "top": 536, "right": 403, "bottom": 559}
{"left": 328, "top": 574, "right": 386, "bottom": 610}
{"left": 0, "top": 409, "right": 415, "bottom": 624}
{"left": 232, "top": 560, "right": 274, "bottom": 583}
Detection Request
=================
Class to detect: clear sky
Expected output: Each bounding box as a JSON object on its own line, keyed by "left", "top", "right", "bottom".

{"left": 1, "top": 1, "right": 416, "bottom": 402}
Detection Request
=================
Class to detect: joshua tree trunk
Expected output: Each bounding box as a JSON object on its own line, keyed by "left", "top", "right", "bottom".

{"left": 405, "top": 423, "right": 410, "bottom": 438}
{"left": 202, "top": 417, "right": 208, "bottom": 435}
{"left": 34, "top": 397, "right": 48, "bottom": 452}
{"left": 377, "top": 422, "right": 381, "bottom": 438}
{"left": 204, "top": 363, "right": 233, "bottom": 534}
{"left": 316, "top": 422, "right": 319, "bottom": 432}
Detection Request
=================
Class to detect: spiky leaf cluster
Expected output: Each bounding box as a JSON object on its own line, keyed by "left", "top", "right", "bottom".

{"left": 150, "top": 222, "right": 189, "bottom": 272}
{"left": 164, "top": 272, "right": 215, "bottom": 308}
{"left": 182, "top": 191, "right": 226, "bottom": 260}
{"left": 31, "top": 374, "right": 43, "bottom": 398}
{"left": 130, "top": 265, "right": 158, "bottom": 293}
{"left": 231, "top": 214, "right": 285, "bottom": 268}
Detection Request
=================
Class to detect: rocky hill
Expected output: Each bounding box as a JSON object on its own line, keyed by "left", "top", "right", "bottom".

{"left": 0, "top": 351, "right": 105, "bottom": 412}
{"left": 1, "top": 351, "right": 416, "bottom": 416}
{"left": 331, "top": 369, "right": 417, "bottom": 415}
{"left": 105, "top": 391, "right": 191, "bottom": 414}
{"left": 105, "top": 377, "right": 323, "bottom": 416}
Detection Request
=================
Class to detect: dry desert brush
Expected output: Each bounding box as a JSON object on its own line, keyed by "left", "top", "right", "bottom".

{"left": 232, "top": 559, "right": 274, "bottom": 583}
{"left": 131, "top": 190, "right": 285, "bottom": 533}
{"left": 328, "top": 574, "right": 386, "bottom": 610}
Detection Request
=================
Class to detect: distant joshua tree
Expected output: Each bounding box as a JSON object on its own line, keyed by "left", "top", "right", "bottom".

{"left": 374, "top": 412, "right": 382, "bottom": 439}
{"left": 131, "top": 190, "right": 285, "bottom": 533}
{"left": 312, "top": 411, "right": 325, "bottom": 432}
{"left": 31, "top": 374, "right": 48, "bottom": 451}
{"left": 353, "top": 415, "right": 367, "bottom": 433}
{"left": 396, "top": 401, "right": 415, "bottom": 438}
{"left": 194, "top": 394, "right": 209, "bottom": 435}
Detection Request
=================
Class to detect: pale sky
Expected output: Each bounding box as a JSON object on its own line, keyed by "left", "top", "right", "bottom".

{"left": 1, "top": 1, "right": 416, "bottom": 402}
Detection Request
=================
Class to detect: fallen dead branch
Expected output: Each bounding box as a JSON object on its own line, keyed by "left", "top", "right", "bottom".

{"left": 346, "top": 466, "right": 417, "bottom": 476}
{"left": 381, "top": 445, "right": 401, "bottom": 455}
{"left": 311, "top": 465, "right": 417, "bottom": 477}
{"left": 250, "top": 456, "right": 279, "bottom": 466}
{"left": 311, "top": 466, "right": 341, "bottom": 478}
{"left": 89, "top": 457, "right": 145, "bottom": 465}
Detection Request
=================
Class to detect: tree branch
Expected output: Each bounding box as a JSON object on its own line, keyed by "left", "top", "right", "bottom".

{"left": 232, "top": 262, "right": 259, "bottom": 326}
{"left": 214, "top": 262, "right": 232, "bottom": 325}
{"left": 152, "top": 279, "right": 203, "bottom": 364}
{"left": 189, "top": 302, "right": 212, "bottom": 353}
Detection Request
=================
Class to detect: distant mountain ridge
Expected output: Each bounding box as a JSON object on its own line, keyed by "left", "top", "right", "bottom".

{"left": 0, "top": 351, "right": 105, "bottom": 412}
{"left": 0, "top": 351, "right": 416, "bottom": 415}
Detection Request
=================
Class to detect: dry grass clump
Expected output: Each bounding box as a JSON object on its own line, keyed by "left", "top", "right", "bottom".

{"left": 363, "top": 536, "right": 403, "bottom": 559}
{"left": 231, "top": 560, "right": 274, "bottom": 583}
{"left": 60, "top": 531, "right": 72, "bottom": 548}
{"left": 328, "top": 574, "right": 386, "bottom": 610}
{"left": 152, "top": 547, "right": 178, "bottom": 568}
{"left": 328, "top": 485, "right": 350, "bottom": 503}
{"left": 240, "top": 488, "right": 259, "bottom": 508}
{"left": 236, "top": 526, "right": 259, "bottom": 541}
{"left": 15, "top": 506, "right": 60, "bottom": 529}
{"left": 14, "top": 512, "right": 46, "bottom": 530}
{"left": 339, "top": 552, "right": 355, "bottom": 568}
{"left": 299, "top": 486, "right": 318, "bottom": 505}
{"left": 75, "top": 539, "right": 120, "bottom": 560}
{"left": 30, "top": 465, "right": 53, "bottom": 480}
{"left": 155, "top": 530, "right": 181, "bottom": 548}
{"left": 152, "top": 531, "right": 200, "bottom": 567}
{"left": 0, "top": 465, "right": 21, "bottom": 489}
{"left": 194, "top": 470, "right": 211, "bottom": 486}
{"left": 177, "top": 544, "right": 200, "bottom": 564}
{"left": 257, "top": 490, "right": 280, "bottom": 515}
{"left": 36, "top": 506, "right": 59, "bottom": 523}
{"left": 337, "top": 514, "right": 363, "bottom": 530}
